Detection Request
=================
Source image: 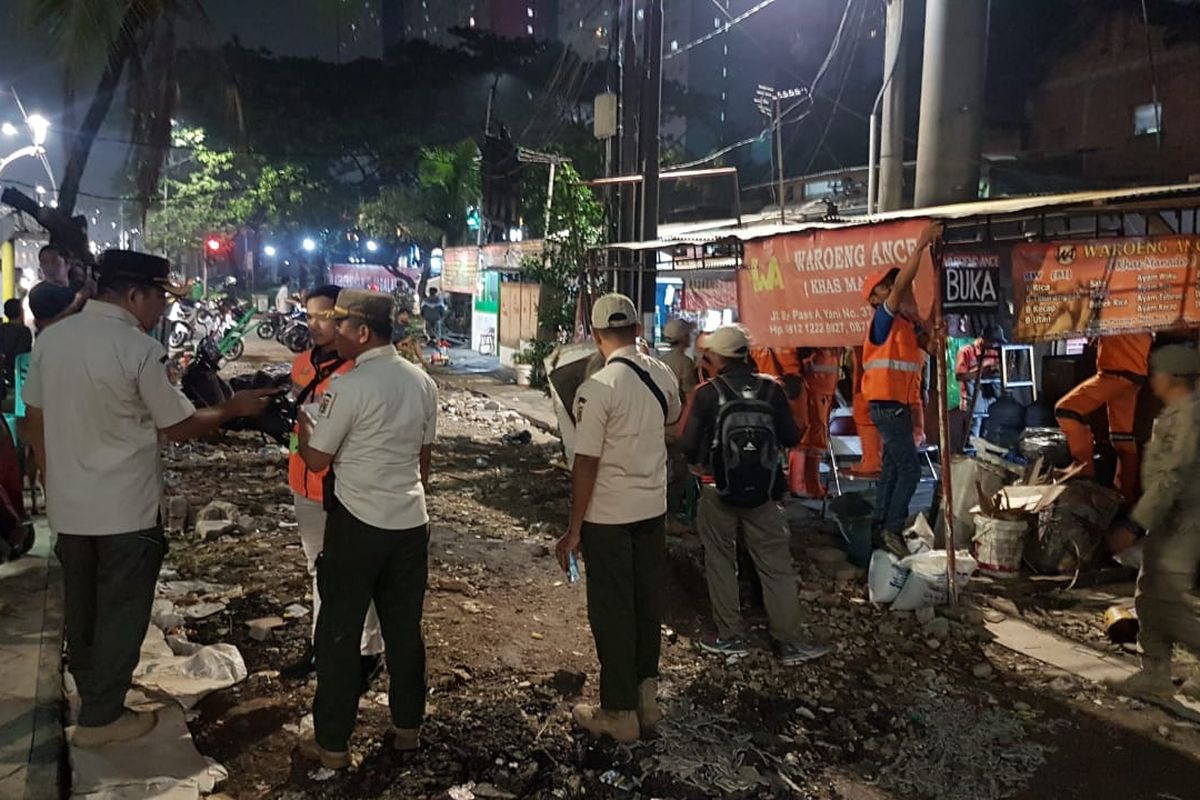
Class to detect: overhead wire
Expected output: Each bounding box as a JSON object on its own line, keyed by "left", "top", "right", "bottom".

{"left": 800, "top": 0, "right": 868, "bottom": 173}
{"left": 665, "top": 0, "right": 783, "bottom": 60}
{"left": 673, "top": 0, "right": 859, "bottom": 171}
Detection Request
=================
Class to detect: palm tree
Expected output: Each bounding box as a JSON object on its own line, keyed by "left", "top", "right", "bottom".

{"left": 417, "top": 140, "right": 481, "bottom": 248}
{"left": 17, "top": 1, "right": 210, "bottom": 237}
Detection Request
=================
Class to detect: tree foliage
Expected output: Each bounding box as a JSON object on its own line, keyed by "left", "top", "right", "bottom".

{"left": 519, "top": 163, "right": 603, "bottom": 387}
{"left": 144, "top": 127, "right": 327, "bottom": 270}
{"left": 23, "top": 0, "right": 217, "bottom": 217}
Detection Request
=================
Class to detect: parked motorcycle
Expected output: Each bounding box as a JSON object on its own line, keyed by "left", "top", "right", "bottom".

{"left": 178, "top": 339, "right": 293, "bottom": 444}
{"left": 278, "top": 315, "right": 312, "bottom": 353}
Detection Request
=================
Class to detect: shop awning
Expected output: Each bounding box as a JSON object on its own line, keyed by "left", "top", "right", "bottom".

{"left": 601, "top": 181, "right": 1200, "bottom": 251}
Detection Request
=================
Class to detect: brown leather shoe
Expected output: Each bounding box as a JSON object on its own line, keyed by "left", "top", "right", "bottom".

{"left": 572, "top": 704, "right": 639, "bottom": 743}
{"left": 296, "top": 732, "right": 351, "bottom": 769}
{"left": 392, "top": 726, "right": 420, "bottom": 752}
{"left": 1107, "top": 664, "right": 1175, "bottom": 702}
{"left": 71, "top": 709, "right": 158, "bottom": 749}
{"left": 637, "top": 679, "right": 663, "bottom": 735}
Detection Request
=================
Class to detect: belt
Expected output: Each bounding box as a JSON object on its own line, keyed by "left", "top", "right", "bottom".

{"left": 1103, "top": 370, "right": 1148, "bottom": 386}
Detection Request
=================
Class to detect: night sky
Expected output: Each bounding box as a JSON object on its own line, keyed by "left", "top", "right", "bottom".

{"left": 0, "top": 0, "right": 382, "bottom": 237}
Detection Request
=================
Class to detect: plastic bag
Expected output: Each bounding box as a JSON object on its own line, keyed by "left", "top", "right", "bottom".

{"left": 868, "top": 550, "right": 911, "bottom": 604}
{"left": 891, "top": 550, "right": 978, "bottom": 611}
{"left": 902, "top": 513, "right": 935, "bottom": 555}
{"left": 1018, "top": 427, "right": 1073, "bottom": 469}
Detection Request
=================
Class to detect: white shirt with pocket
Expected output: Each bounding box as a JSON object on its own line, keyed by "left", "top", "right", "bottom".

{"left": 308, "top": 344, "right": 438, "bottom": 530}
{"left": 572, "top": 345, "right": 682, "bottom": 525}
{"left": 23, "top": 301, "right": 196, "bottom": 535}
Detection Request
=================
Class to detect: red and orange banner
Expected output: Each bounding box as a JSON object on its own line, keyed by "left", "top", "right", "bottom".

{"left": 1013, "top": 236, "right": 1200, "bottom": 342}
{"left": 738, "top": 219, "right": 936, "bottom": 348}
{"left": 682, "top": 276, "right": 738, "bottom": 312}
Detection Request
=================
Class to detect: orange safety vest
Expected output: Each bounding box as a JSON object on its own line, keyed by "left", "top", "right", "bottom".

{"left": 862, "top": 314, "right": 923, "bottom": 404}
{"left": 803, "top": 348, "right": 841, "bottom": 395}
{"left": 1097, "top": 333, "right": 1151, "bottom": 377}
{"left": 287, "top": 350, "right": 353, "bottom": 500}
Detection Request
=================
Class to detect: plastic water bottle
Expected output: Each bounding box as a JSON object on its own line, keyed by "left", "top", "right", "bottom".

{"left": 567, "top": 551, "right": 581, "bottom": 584}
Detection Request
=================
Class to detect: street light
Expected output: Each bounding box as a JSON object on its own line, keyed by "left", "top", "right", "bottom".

{"left": 263, "top": 244, "right": 278, "bottom": 257}
{"left": 1, "top": 122, "right": 16, "bottom": 137}
{"left": 365, "top": 239, "right": 378, "bottom": 253}
{"left": 301, "top": 237, "right": 316, "bottom": 252}
{"left": 26, "top": 114, "right": 49, "bottom": 146}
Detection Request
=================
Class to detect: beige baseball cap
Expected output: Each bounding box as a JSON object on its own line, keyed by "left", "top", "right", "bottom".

{"left": 663, "top": 317, "right": 694, "bottom": 345}
{"left": 591, "top": 293, "right": 638, "bottom": 330}
{"left": 706, "top": 325, "right": 750, "bottom": 358}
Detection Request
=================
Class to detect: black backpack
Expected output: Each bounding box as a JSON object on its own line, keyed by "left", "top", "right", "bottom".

{"left": 710, "top": 375, "right": 780, "bottom": 508}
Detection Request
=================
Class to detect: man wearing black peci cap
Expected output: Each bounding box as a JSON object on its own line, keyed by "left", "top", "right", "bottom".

{"left": 22, "top": 250, "right": 276, "bottom": 749}
{"left": 295, "top": 289, "right": 439, "bottom": 768}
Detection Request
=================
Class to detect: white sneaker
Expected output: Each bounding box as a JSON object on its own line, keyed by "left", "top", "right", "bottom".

{"left": 71, "top": 709, "right": 158, "bottom": 749}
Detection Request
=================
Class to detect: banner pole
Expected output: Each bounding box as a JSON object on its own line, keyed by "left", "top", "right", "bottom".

{"left": 932, "top": 236, "right": 959, "bottom": 607}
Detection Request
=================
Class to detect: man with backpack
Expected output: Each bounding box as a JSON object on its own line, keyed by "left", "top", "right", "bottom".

{"left": 556, "top": 293, "right": 682, "bottom": 743}
{"left": 682, "top": 325, "right": 831, "bottom": 665}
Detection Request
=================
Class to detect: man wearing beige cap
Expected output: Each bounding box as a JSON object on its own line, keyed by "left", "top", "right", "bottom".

{"left": 556, "top": 293, "right": 682, "bottom": 742}
{"left": 295, "top": 289, "right": 439, "bottom": 767}
{"left": 660, "top": 317, "right": 698, "bottom": 523}
{"left": 682, "top": 325, "right": 831, "bottom": 665}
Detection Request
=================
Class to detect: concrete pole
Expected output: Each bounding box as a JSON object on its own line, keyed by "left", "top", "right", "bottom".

{"left": 638, "top": 0, "right": 664, "bottom": 335}
{"left": 877, "top": 0, "right": 908, "bottom": 212}
{"left": 913, "top": 0, "right": 989, "bottom": 208}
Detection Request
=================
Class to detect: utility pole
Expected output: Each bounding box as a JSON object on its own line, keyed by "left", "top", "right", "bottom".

{"left": 877, "top": 0, "right": 907, "bottom": 212}
{"left": 913, "top": 0, "right": 989, "bottom": 207}
{"left": 756, "top": 85, "right": 807, "bottom": 224}
{"left": 619, "top": 0, "right": 640, "bottom": 248}
{"left": 637, "top": 0, "right": 663, "bottom": 332}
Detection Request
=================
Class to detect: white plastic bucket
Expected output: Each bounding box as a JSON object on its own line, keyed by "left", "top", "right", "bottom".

{"left": 868, "top": 550, "right": 911, "bottom": 604}
{"left": 973, "top": 516, "right": 1029, "bottom": 579}
{"left": 891, "top": 550, "right": 978, "bottom": 611}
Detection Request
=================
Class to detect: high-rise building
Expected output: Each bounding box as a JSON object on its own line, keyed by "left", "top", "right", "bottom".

{"left": 489, "top": 0, "right": 556, "bottom": 40}
{"left": 381, "top": 0, "right": 406, "bottom": 50}
{"left": 393, "top": 0, "right": 557, "bottom": 44}
{"left": 399, "top": 0, "right": 483, "bottom": 43}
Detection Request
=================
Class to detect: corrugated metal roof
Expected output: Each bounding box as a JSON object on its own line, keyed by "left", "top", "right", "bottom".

{"left": 604, "top": 182, "right": 1200, "bottom": 251}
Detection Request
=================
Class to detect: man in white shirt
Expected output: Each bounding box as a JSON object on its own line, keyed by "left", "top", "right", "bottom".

{"left": 556, "top": 293, "right": 681, "bottom": 743}
{"left": 296, "top": 289, "right": 438, "bottom": 768}
{"left": 23, "top": 250, "right": 274, "bottom": 748}
{"left": 275, "top": 278, "right": 295, "bottom": 314}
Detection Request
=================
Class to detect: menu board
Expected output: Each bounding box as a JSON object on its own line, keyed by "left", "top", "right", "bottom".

{"left": 1012, "top": 237, "right": 1200, "bottom": 342}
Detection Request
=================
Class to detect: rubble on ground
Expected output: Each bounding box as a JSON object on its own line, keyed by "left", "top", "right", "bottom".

{"left": 120, "top": 384, "right": 1200, "bottom": 799}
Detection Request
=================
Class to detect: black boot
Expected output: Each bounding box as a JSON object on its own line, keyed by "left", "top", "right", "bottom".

{"left": 359, "top": 653, "right": 383, "bottom": 696}
{"left": 280, "top": 643, "right": 315, "bottom": 680}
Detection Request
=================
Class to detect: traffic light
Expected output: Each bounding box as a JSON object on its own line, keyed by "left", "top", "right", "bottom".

{"left": 466, "top": 206, "right": 481, "bottom": 231}
{"left": 205, "top": 237, "right": 222, "bottom": 253}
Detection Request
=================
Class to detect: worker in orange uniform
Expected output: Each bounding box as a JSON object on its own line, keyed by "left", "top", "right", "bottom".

{"left": 793, "top": 348, "right": 842, "bottom": 497}
{"left": 1055, "top": 332, "right": 1152, "bottom": 503}
{"left": 849, "top": 348, "right": 882, "bottom": 477}
{"left": 861, "top": 224, "right": 941, "bottom": 544}
{"left": 751, "top": 348, "right": 809, "bottom": 472}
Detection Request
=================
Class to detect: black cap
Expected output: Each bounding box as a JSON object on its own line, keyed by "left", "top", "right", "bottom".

{"left": 98, "top": 250, "right": 188, "bottom": 296}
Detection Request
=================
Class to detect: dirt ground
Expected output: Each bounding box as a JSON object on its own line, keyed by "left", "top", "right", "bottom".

{"left": 157, "top": 371, "right": 1200, "bottom": 800}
